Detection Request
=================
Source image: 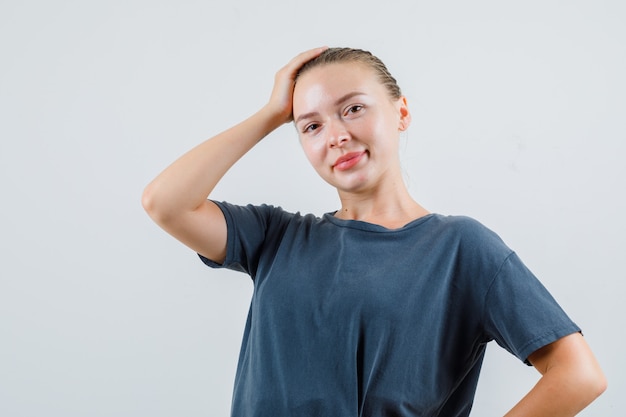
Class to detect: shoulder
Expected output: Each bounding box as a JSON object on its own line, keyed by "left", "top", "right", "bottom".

{"left": 214, "top": 201, "right": 289, "bottom": 221}
{"left": 430, "top": 214, "right": 504, "bottom": 243}
{"left": 426, "top": 214, "right": 514, "bottom": 266}
{"left": 213, "top": 201, "right": 321, "bottom": 232}
{"left": 429, "top": 213, "right": 483, "bottom": 230}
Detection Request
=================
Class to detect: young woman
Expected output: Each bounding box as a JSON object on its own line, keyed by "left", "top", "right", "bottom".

{"left": 142, "top": 47, "right": 606, "bottom": 416}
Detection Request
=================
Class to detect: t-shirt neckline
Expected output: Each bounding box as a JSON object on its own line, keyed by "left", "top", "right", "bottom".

{"left": 322, "top": 212, "right": 438, "bottom": 233}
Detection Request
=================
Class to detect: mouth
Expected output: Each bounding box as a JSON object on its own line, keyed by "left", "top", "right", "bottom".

{"left": 333, "top": 151, "right": 367, "bottom": 171}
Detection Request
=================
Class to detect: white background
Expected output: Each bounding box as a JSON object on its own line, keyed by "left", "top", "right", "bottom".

{"left": 1, "top": 0, "right": 624, "bottom": 415}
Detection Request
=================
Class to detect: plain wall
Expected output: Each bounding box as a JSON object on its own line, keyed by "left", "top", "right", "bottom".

{"left": 1, "top": 0, "right": 624, "bottom": 415}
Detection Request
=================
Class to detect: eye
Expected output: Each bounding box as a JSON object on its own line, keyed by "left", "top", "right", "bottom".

{"left": 303, "top": 123, "right": 320, "bottom": 134}
{"left": 345, "top": 105, "right": 363, "bottom": 116}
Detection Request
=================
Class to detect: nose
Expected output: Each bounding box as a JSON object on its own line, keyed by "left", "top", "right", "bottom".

{"left": 327, "top": 120, "right": 350, "bottom": 148}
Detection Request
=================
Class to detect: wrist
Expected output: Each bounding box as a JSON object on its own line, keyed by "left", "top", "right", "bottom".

{"left": 258, "top": 103, "right": 291, "bottom": 128}
{"left": 239, "top": 105, "right": 287, "bottom": 142}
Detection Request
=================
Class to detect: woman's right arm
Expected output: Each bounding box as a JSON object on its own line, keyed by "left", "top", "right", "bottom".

{"left": 141, "top": 47, "right": 326, "bottom": 264}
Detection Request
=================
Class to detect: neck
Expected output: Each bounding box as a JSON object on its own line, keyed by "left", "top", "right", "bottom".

{"left": 335, "top": 181, "right": 429, "bottom": 229}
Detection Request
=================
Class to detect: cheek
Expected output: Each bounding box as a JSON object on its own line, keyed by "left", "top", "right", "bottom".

{"left": 371, "top": 111, "right": 401, "bottom": 142}
{"left": 300, "top": 139, "right": 327, "bottom": 167}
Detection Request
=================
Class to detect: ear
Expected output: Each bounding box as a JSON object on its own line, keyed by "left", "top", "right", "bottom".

{"left": 397, "top": 96, "right": 411, "bottom": 131}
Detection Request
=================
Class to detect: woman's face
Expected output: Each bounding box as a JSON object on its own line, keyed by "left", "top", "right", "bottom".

{"left": 292, "top": 62, "right": 410, "bottom": 195}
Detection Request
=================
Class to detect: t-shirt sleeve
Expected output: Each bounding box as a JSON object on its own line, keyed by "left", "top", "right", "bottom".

{"left": 481, "top": 252, "right": 581, "bottom": 364}
{"left": 197, "top": 201, "right": 289, "bottom": 277}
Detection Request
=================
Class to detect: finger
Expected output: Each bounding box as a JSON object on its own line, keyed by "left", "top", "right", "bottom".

{"left": 291, "top": 46, "right": 328, "bottom": 64}
{"left": 284, "top": 46, "right": 328, "bottom": 75}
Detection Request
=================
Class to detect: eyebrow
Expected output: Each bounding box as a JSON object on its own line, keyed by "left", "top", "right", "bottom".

{"left": 294, "top": 91, "right": 366, "bottom": 124}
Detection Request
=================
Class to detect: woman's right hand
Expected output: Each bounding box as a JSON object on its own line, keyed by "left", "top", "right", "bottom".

{"left": 265, "top": 46, "right": 328, "bottom": 124}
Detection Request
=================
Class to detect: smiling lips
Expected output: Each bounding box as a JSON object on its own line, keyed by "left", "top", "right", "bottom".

{"left": 333, "top": 151, "right": 367, "bottom": 171}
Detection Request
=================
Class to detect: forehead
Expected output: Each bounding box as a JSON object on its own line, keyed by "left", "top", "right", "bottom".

{"left": 293, "top": 62, "right": 383, "bottom": 111}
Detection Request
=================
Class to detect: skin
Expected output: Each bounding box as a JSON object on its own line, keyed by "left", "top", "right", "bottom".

{"left": 142, "top": 47, "right": 606, "bottom": 415}
{"left": 508, "top": 332, "right": 606, "bottom": 416}
{"left": 293, "top": 62, "right": 428, "bottom": 228}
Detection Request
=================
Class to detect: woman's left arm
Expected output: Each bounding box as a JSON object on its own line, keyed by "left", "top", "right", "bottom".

{"left": 504, "top": 332, "right": 607, "bottom": 416}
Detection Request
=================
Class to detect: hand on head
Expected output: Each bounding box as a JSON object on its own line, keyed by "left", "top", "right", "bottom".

{"left": 265, "top": 46, "right": 328, "bottom": 124}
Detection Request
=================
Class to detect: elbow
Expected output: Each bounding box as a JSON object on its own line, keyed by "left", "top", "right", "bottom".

{"left": 141, "top": 183, "right": 157, "bottom": 216}
{"left": 142, "top": 182, "right": 172, "bottom": 224}
{"left": 533, "top": 333, "right": 608, "bottom": 410}
{"left": 581, "top": 348, "right": 608, "bottom": 401}
{"left": 574, "top": 360, "right": 608, "bottom": 408}
{"left": 587, "top": 368, "right": 608, "bottom": 401}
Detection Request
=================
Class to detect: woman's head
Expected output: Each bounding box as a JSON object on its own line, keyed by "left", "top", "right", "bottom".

{"left": 295, "top": 47, "right": 402, "bottom": 101}
{"left": 291, "top": 47, "right": 411, "bottom": 195}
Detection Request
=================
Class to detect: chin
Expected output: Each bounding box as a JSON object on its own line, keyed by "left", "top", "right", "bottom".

{"left": 335, "top": 180, "right": 373, "bottom": 195}
{"left": 319, "top": 170, "right": 373, "bottom": 194}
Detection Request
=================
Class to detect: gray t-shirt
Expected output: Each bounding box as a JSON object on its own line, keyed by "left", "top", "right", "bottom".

{"left": 200, "top": 202, "right": 579, "bottom": 416}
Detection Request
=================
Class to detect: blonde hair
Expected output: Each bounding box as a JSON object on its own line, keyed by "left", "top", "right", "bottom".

{"left": 296, "top": 47, "right": 402, "bottom": 100}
